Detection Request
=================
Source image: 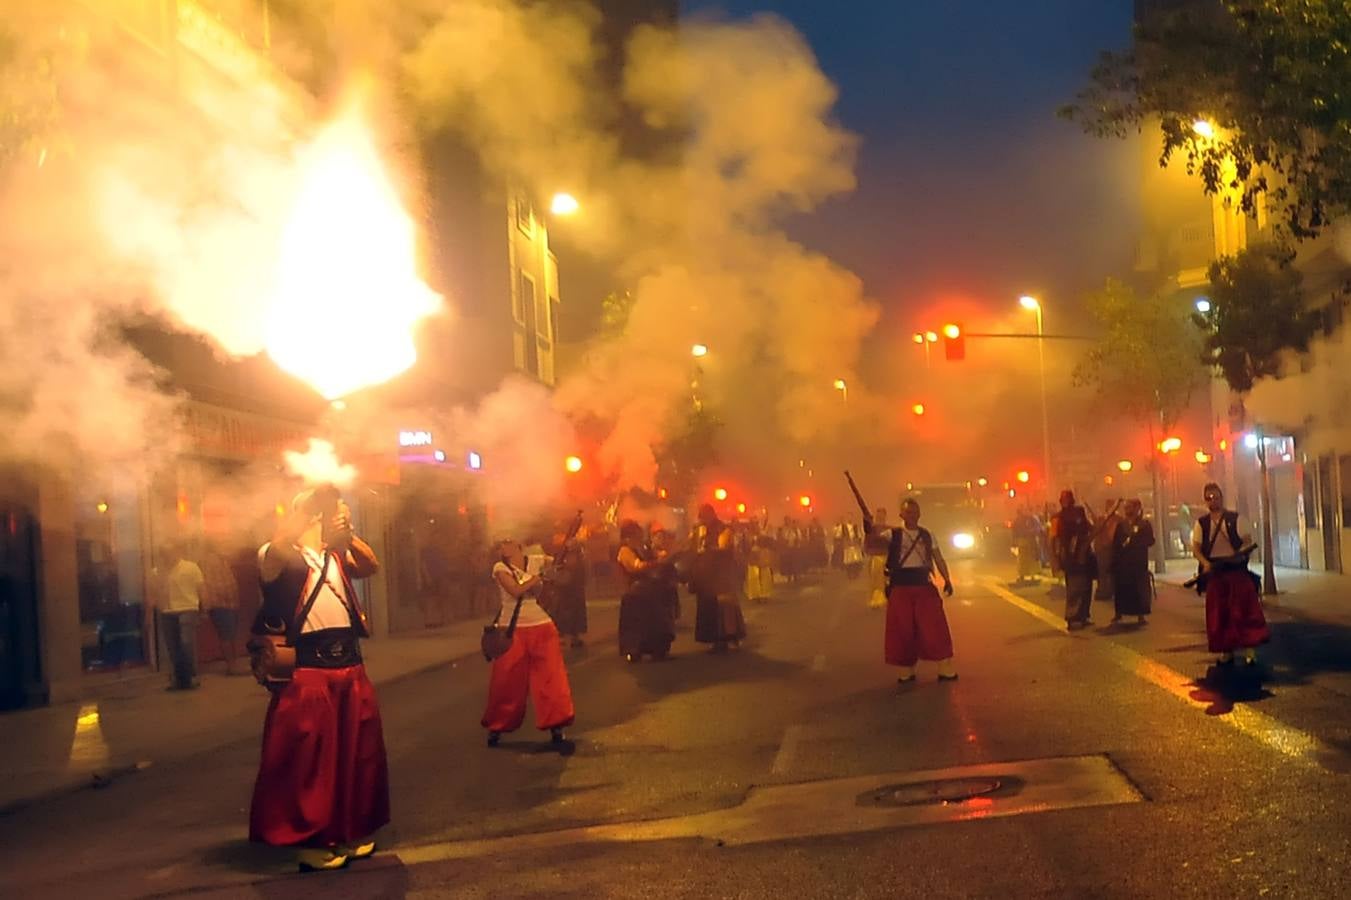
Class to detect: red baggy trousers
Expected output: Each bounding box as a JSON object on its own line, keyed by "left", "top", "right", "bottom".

{"left": 885, "top": 584, "right": 954, "bottom": 666}
{"left": 1204, "top": 568, "right": 1270, "bottom": 652}
{"left": 481, "top": 621, "right": 576, "bottom": 733}
{"left": 249, "top": 665, "right": 390, "bottom": 847}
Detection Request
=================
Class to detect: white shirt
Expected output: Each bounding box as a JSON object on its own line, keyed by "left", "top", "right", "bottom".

{"left": 256, "top": 543, "right": 358, "bottom": 634}
{"left": 493, "top": 561, "right": 552, "bottom": 628}
{"left": 877, "top": 527, "right": 930, "bottom": 569}
{"left": 1192, "top": 515, "right": 1247, "bottom": 560}
{"left": 164, "top": 560, "right": 204, "bottom": 613}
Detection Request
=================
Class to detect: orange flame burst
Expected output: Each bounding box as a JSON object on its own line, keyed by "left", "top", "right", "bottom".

{"left": 265, "top": 108, "right": 440, "bottom": 400}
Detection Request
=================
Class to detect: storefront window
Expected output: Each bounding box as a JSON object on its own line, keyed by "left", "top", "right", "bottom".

{"left": 77, "top": 484, "right": 148, "bottom": 672}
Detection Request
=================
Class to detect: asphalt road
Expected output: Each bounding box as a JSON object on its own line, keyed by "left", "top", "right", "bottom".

{"left": 2, "top": 561, "right": 1349, "bottom": 899}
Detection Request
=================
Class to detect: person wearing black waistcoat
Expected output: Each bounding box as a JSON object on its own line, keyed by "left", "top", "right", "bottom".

{"left": 248, "top": 488, "right": 387, "bottom": 873}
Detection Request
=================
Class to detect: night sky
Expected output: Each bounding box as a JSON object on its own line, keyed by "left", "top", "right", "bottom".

{"left": 684, "top": 1, "right": 1140, "bottom": 339}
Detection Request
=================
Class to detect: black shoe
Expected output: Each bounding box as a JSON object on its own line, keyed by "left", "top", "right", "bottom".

{"left": 550, "top": 728, "right": 566, "bottom": 745}
{"left": 938, "top": 673, "right": 959, "bottom": 682}
{"left": 487, "top": 731, "right": 501, "bottom": 747}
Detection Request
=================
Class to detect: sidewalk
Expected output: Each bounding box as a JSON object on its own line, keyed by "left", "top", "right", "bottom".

{"left": 0, "top": 617, "right": 491, "bottom": 816}
{"left": 1154, "top": 563, "right": 1351, "bottom": 627}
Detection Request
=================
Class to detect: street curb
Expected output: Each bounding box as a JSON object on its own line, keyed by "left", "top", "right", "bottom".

{"left": 0, "top": 760, "right": 154, "bottom": 819}
{"left": 0, "top": 610, "right": 624, "bottom": 819}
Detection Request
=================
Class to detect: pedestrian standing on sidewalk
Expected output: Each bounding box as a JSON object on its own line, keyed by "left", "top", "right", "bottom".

{"left": 482, "top": 538, "right": 575, "bottom": 747}
{"left": 158, "top": 543, "right": 204, "bottom": 691}
{"left": 869, "top": 498, "right": 956, "bottom": 683}
{"left": 1191, "top": 483, "right": 1270, "bottom": 665}
{"left": 1110, "top": 499, "right": 1154, "bottom": 626}
{"left": 1052, "top": 490, "right": 1096, "bottom": 630}
{"left": 248, "top": 488, "right": 388, "bottom": 873}
{"left": 199, "top": 540, "right": 241, "bottom": 675}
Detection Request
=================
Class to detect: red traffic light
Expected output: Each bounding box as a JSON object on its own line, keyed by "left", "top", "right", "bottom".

{"left": 943, "top": 323, "right": 965, "bottom": 361}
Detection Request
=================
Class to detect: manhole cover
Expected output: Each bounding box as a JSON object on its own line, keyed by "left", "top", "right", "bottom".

{"left": 859, "top": 776, "right": 1006, "bottom": 807}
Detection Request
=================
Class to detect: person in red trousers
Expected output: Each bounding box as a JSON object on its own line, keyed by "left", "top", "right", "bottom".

{"left": 248, "top": 488, "right": 387, "bottom": 873}
{"left": 482, "top": 538, "right": 575, "bottom": 747}
{"left": 1191, "top": 483, "right": 1269, "bottom": 665}
{"left": 869, "top": 497, "right": 957, "bottom": 684}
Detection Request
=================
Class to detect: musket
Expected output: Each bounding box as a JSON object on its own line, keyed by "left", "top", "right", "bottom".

{"left": 1182, "top": 543, "right": 1258, "bottom": 590}
{"left": 844, "top": 470, "right": 872, "bottom": 532}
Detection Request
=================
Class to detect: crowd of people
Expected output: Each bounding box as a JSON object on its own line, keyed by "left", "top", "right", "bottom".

{"left": 229, "top": 478, "right": 1268, "bottom": 875}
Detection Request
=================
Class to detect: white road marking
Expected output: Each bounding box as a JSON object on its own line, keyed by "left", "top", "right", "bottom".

{"left": 980, "top": 576, "right": 1338, "bottom": 772}
{"left": 811, "top": 654, "right": 827, "bottom": 672}
{"left": 771, "top": 724, "right": 805, "bottom": 775}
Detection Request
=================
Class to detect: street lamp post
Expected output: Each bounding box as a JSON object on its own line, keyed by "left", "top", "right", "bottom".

{"left": 833, "top": 378, "right": 848, "bottom": 404}
{"left": 1019, "top": 296, "right": 1052, "bottom": 498}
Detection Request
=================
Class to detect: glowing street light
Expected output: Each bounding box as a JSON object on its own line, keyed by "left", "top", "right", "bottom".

{"left": 977, "top": 477, "right": 989, "bottom": 487}
{"left": 833, "top": 377, "right": 848, "bottom": 404}
{"left": 1195, "top": 297, "right": 1212, "bottom": 314}
{"left": 1193, "top": 119, "right": 1216, "bottom": 139}
{"left": 799, "top": 495, "right": 812, "bottom": 508}
{"left": 714, "top": 487, "right": 728, "bottom": 501}
{"left": 565, "top": 455, "right": 583, "bottom": 473}
{"left": 925, "top": 331, "right": 938, "bottom": 343}
{"left": 550, "top": 192, "right": 580, "bottom": 216}
{"left": 691, "top": 343, "right": 708, "bottom": 358}
{"left": 1159, "top": 436, "right": 1183, "bottom": 454}
{"left": 1019, "top": 294, "right": 1051, "bottom": 498}
{"left": 736, "top": 502, "right": 747, "bottom": 514}
{"left": 1016, "top": 470, "right": 1031, "bottom": 484}
{"left": 912, "top": 332, "right": 925, "bottom": 344}
{"left": 1117, "top": 459, "right": 1134, "bottom": 473}
{"left": 911, "top": 403, "right": 926, "bottom": 416}
{"left": 1195, "top": 449, "right": 1213, "bottom": 465}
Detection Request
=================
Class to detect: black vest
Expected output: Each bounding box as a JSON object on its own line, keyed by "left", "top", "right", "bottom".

{"left": 886, "top": 527, "right": 934, "bottom": 586}
{"left": 251, "top": 543, "right": 364, "bottom": 638}
{"left": 1199, "top": 512, "right": 1243, "bottom": 559}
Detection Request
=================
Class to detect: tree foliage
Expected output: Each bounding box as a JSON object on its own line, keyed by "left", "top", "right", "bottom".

{"left": 1198, "top": 244, "right": 1320, "bottom": 392}
{"left": 1073, "top": 279, "right": 1206, "bottom": 431}
{"left": 1063, "top": 1, "right": 1351, "bottom": 240}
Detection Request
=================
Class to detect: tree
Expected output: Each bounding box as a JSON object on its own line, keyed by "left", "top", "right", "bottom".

{"left": 1063, "top": 1, "right": 1351, "bottom": 240}
{"left": 655, "top": 405, "right": 721, "bottom": 507}
{"left": 1198, "top": 244, "right": 1319, "bottom": 392}
{"left": 1195, "top": 244, "right": 1319, "bottom": 594}
{"left": 1074, "top": 279, "right": 1207, "bottom": 571}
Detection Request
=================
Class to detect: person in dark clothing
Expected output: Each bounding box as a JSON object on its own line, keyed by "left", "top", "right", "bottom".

{"left": 616, "top": 521, "right": 676, "bottom": 662}
{"left": 1110, "top": 499, "right": 1154, "bottom": 625}
{"left": 691, "top": 504, "right": 746, "bottom": 652}
{"left": 1051, "top": 490, "right": 1096, "bottom": 630}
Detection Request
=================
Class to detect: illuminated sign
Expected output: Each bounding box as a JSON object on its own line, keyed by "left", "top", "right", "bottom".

{"left": 399, "top": 430, "right": 433, "bottom": 448}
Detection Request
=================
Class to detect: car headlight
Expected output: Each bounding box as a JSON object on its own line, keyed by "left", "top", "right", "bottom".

{"left": 952, "top": 532, "right": 976, "bottom": 550}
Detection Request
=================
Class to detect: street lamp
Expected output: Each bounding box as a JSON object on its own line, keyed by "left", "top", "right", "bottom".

{"left": 913, "top": 331, "right": 937, "bottom": 368}
{"left": 1117, "top": 459, "right": 1133, "bottom": 473}
{"left": 1192, "top": 119, "right": 1216, "bottom": 139}
{"left": 833, "top": 378, "right": 847, "bottom": 403}
{"left": 691, "top": 343, "right": 708, "bottom": 358}
{"left": 565, "top": 455, "right": 584, "bottom": 473}
{"left": 550, "top": 192, "right": 580, "bottom": 216}
{"left": 1019, "top": 295, "right": 1052, "bottom": 499}
{"left": 1195, "top": 297, "right": 1212, "bottom": 314}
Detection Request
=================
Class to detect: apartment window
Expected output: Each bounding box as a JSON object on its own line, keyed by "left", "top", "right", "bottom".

{"left": 515, "top": 194, "right": 534, "bottom": 238}
{"left": 517, "top": 273, "right": 535, "bottom": 325}
{"left": 549, "top": 297, "right": 560, "bottom": 345}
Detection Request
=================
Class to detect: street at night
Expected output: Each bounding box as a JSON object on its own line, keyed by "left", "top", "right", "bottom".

{"left": 2, "top": 562, "right": 1349, "bottom": 898}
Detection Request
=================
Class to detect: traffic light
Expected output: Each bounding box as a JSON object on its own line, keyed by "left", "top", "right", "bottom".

{"left": 943, "top": 323, "right": 965, "bottom": 361}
